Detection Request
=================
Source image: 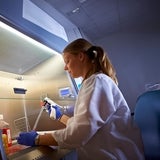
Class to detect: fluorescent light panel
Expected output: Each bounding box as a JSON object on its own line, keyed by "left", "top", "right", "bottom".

{"left": 0, "top": 21, "right": 59, "bottom": 55}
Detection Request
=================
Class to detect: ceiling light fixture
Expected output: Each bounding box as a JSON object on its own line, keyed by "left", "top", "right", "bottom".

{"left": 72, "top": 7, "right": 80, "bottom": 13}
{"left": 79, "top": 0, "right": 87, "bottom": 3}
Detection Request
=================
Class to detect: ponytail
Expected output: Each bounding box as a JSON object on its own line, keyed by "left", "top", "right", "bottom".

{"left": 85, "top": 46, "right": 118, "bottom": 85}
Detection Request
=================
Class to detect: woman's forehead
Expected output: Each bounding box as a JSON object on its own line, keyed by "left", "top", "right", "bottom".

{"left": 63, "top": 52, "right": 78, "bottom": 57}
{"left": 63, "top": 52, "right": 69, "bottom": 57}
{"left": 63, "top": 52, "right": 73, "bottom": 60}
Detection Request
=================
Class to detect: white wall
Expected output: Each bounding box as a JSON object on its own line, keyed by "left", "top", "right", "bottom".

{"left": 95, "top": 31, "right": 160, "bottom": 111}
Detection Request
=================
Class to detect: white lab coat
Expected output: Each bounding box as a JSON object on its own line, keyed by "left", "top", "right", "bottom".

{"left": 52, "top": 73, "right": 145, "bottom": 160}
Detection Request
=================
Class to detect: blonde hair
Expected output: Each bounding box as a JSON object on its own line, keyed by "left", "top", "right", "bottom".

{"left": 63, "top": 38, "right": 118, "bottom": 85}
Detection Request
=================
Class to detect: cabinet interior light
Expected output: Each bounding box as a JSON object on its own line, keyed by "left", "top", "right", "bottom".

{"left": 0, "top": 21, "right": 59, "bottom": 55}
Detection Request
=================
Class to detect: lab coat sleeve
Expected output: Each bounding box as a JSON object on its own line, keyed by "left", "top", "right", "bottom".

{"left": 52, "top": 75, "right": 122, "bottom": 149}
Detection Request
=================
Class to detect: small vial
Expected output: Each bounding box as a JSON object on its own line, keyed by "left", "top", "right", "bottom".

{"left": 0, "top": 114, "right": 12, "bottom": 147}
{"left": 2, "top": 134, "right": 9, "bottom": 155}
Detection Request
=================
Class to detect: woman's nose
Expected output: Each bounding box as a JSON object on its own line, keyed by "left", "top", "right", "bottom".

{"left": 64, "top": 65, "right": 68, "bottom": 71}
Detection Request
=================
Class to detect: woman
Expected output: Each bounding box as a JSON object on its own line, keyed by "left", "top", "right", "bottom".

{"left": 17, "top": 38, "right": 144, "bottom": 160}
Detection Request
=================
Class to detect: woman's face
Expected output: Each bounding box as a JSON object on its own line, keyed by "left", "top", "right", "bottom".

{"left": 63, "top": 52, "right": 83, "bottom": 78}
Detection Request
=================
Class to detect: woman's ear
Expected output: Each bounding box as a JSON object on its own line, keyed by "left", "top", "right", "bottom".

{"left": 79, "top": 52, "right": 85, "bottom": 61}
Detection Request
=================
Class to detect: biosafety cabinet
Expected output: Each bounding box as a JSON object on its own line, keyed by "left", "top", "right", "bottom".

{"left": 0, "top": 16, "right": 80, "bottom": 160}
{"left": 0, "top": 46, "right": 78, "bottom": 159}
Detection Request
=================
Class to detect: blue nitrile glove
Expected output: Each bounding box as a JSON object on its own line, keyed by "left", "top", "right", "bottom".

{"left": 43, "top": 97, "right": 63, "bottom": 120}
{"left": 17, "top": 131, "right": 38, "bottom": 146}
{"left": 47, "top": 104, "right": 63, "bottom": 119}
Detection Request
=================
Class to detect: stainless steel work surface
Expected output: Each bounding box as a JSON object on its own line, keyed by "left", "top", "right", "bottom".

{"left": 7, "top": 145, "right": 71, "bottom": 160}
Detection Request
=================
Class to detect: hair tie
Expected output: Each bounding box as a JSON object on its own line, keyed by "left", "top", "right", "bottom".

{"left": 86, "top": 46, "right": 98, "bottom": 59}
{"left": 93, "top": 50, "right": 97, "bottom": 58}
